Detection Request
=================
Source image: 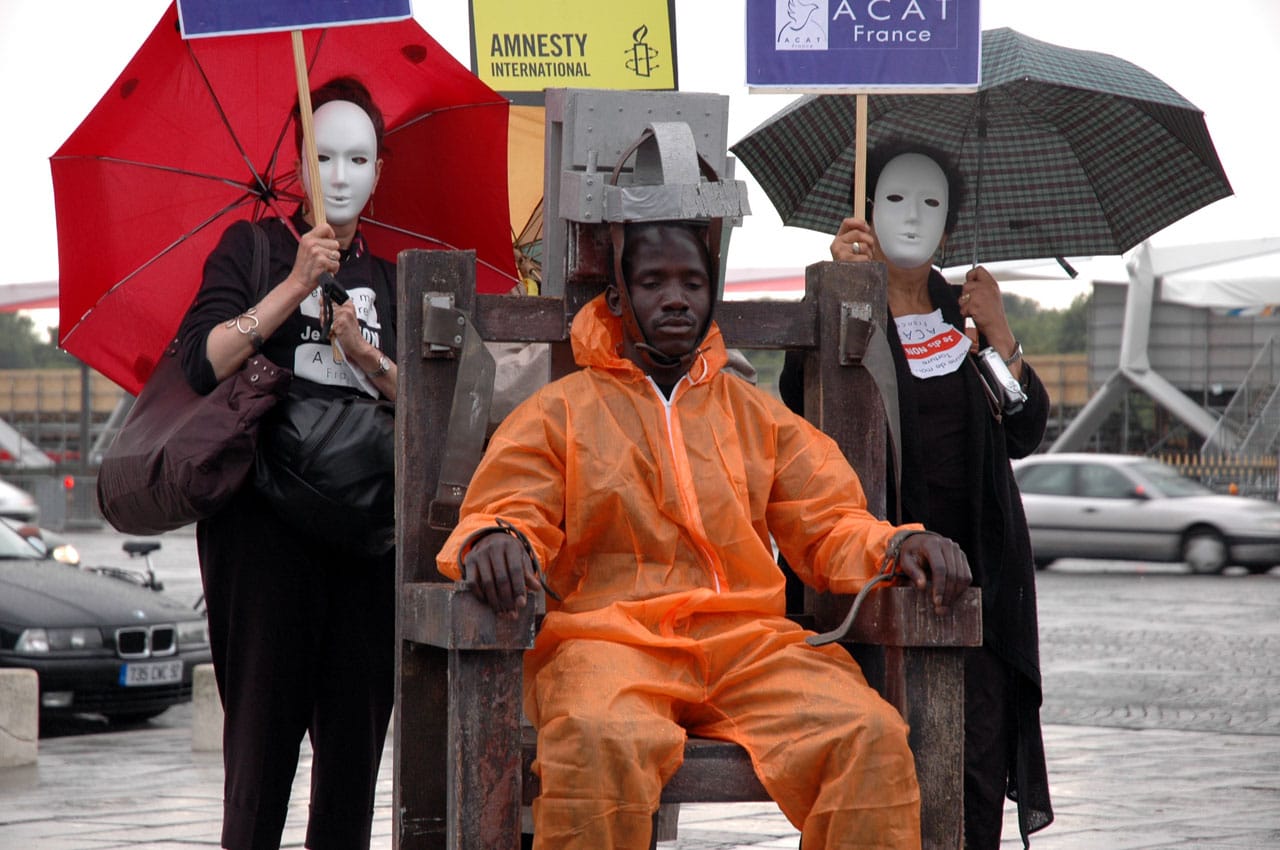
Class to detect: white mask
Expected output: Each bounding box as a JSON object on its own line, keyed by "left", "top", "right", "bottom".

{"left": 300, "top": 100, "right": 380, "bottom": 227}
{"left": 872, "top": 153, "right": 949, "bottom": 269}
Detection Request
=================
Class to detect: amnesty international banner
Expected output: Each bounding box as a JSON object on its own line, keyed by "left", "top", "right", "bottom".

{"left": 469, "top": 0, "right": 677, "bottom": 105}
{"left": 470, "top": 0, "right": 677, "bottom": 293}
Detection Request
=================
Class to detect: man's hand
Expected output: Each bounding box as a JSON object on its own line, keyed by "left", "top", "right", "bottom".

{"left": 462, "top": 531, "right": 540, "bottom": 619}
{"left": 894, "top": 532, "right": 972, "bottom": 615}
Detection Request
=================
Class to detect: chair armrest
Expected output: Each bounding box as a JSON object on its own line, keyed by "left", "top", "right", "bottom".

{"left": 842, "top": 585, "right": 982, "bottom": 648}
{"left": 401, "top": 581, "right": 541, "bottom": 650}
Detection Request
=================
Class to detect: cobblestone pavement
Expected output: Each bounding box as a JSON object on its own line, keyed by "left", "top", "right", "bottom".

{"left": 2, "top": 528, "right": 1278, "bottom": 848}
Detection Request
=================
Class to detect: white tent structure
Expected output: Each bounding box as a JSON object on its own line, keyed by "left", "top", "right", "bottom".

{"left": 1160, "top": 250, "right": 1280, "bottom": 316}
{"left": 0, "top": 280, "right": 57, "bottom": 313}
{"left": 1051, "top": 237, "right": 1280, "bottom": 453}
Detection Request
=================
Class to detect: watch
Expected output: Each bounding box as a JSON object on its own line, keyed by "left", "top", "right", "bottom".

{"left": 369, "top": 354, "right": 391, "bottom": 378}
{"left": 1003, "top": 341, "right": 1023, "bottom": 367}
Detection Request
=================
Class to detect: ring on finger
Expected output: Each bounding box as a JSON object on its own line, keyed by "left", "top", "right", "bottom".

{"left": 852, "top": 240, "right": 862, "bottom": 255}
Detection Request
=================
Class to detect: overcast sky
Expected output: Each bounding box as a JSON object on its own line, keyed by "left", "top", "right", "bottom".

{"left": 2, "top": 0, "right": 1276, "bottom": 314}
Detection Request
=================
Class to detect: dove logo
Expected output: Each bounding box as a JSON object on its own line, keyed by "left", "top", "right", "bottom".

{"left": 776, "top": 0, "right": 827, "bottom": 50}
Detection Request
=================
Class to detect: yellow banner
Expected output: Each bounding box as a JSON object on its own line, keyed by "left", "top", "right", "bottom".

{"left": 470, "top": 0, "right": 677, "bottom": 99}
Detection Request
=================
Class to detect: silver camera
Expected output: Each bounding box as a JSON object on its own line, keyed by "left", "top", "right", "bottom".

{"left": 976, "top": 346, "right": 1027, "bottom": 415}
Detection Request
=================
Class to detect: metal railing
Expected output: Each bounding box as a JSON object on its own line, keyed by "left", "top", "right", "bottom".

{"left": 1202, "top": 335, "right": 1280, "bottom": 456}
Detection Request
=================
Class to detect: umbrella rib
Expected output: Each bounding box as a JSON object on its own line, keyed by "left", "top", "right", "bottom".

{"left": 385, "top": 100, "right": 507, "bottom": 136}
{"left": 185, "top": 41, "right": 274, "bottom": 199}
{"left": 62, "top": 195, "right": 260, "bottom": 348}
{"left": 999, "top": 84, "right": 1121, "bottom": 250}
{"left": 363, "top": 217, "right": 520, "bottom": 285}
{"left": 53, "top": 155, "right": 269, "bottom": 196}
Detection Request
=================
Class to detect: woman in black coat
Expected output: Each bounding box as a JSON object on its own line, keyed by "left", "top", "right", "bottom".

{"left": 780, "top": 143, "right": 1053, "bottom": 848}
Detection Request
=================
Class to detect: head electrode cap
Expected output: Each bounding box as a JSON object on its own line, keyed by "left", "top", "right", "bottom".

{"left": 603, "top": 122, "right": 750, "bottom": 226}
{"left": 604, "top": 124, "right": 750, "bottom": 371}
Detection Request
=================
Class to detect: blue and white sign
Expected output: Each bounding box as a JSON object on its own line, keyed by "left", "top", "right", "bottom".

{"left": 747, "top": 0, "right": 980, "bottom": 91}
{"left": 178, "top": 0, "right": 413, "bottom": 39}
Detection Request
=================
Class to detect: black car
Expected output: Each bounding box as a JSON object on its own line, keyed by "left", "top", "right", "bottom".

{"left": 0, "top": 519, "right": 211, "bottom": 722}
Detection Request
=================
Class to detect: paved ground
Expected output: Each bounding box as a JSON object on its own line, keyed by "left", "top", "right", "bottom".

{"left": 2, "top": 527, "right": 1278, "bottom": 848}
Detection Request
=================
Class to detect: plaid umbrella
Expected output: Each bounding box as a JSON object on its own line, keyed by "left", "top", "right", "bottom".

{"left": 730, "top": 27, "right": 1233, "bottom": 268}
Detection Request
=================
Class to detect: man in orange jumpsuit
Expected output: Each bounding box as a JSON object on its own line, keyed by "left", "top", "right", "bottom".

{"left": 437, "top": 219, "right": 972, "bottom": 849}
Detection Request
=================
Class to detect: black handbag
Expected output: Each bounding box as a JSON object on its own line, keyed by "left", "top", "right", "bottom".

{"left": 97, "top": 225, "right": 290, "bottom": 534}
{"left": 253, "top": 382, "right": 396, "bottom": 558}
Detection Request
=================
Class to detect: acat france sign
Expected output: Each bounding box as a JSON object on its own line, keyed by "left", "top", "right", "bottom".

{"left": 746, "top": 0, "right": 980, "bottom": 91}
{"left": 177, "top": 0, "right": 412, "bottom": 39}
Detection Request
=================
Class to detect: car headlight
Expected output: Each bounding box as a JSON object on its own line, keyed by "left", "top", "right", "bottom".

{"left": 51, "top": 542, "right": 81, "bottom": 565}
{"left": 14, "top": 627, "right": 104, "bottom": 653}
{"left": 176, "top": 619, "right": 209, "bottom": 649}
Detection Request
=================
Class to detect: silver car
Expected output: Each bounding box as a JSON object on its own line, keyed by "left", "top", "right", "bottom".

{"left": 1012, "top": 453, "right": 1280, "bottom": 575}
{"left": 0, "top": 478, "right": 38, "bottom": 524}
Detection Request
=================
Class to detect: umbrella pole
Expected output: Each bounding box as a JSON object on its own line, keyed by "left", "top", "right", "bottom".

{"left": 853, "top": 94, "right": 868, "bottom": 221}
{"left": 971, "top": 91, "right": 988, "bottom": 268}
{"left": 290, "top": 31, "right": 347, "bottom": 363}
{"left": 291, "top": 31, "right": 326, "bottom": 228}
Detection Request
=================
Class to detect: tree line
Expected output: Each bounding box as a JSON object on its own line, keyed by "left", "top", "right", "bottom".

{"left": 0, "top": 314, "right": 75, "bottom": 368}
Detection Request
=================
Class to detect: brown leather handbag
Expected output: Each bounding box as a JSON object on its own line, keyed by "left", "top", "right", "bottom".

{"left": 96, "top": 224, "right": 291, "bottom": 534}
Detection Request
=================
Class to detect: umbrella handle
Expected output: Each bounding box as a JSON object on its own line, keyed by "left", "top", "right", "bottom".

{"left": 291, "top": 31, "right": 326, "bottom": 229}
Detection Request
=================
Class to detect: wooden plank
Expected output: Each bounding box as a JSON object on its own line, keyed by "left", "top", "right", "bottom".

{"left": 521, "top": 730, "right": 769, "bottom": 807}
{"left": 903, "top": 648, "right": 967, "bottom": 850}
{"left": 396, "top": 249, "right": 476, "bottom": 850}
{"left": 846, "top": 586, "right": 983, "bottom": 648}
{"left": 805, "top": 261, "right": 890, "bottom": 633}
{"left": 401, "top": 582, "right": 538, "bottom": 651}
{"left": 449, "top": 647, "right": 525, "bottom": 850}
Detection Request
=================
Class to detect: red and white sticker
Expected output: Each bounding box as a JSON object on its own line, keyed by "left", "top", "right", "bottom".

{"left": 894, "top": 310, "right": 970, "bottom": 379}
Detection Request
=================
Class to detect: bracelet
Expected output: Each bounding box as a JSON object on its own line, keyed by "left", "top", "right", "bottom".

{"left": 224, "top": 309, "right": 264, "bottom": 352}
{"left": 1003, "top": 341, "right": 1023, "bottom": 367}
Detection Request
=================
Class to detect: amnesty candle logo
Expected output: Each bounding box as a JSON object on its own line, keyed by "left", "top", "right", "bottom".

{"left": 776, "top": 0, "right": 827, "bottom": 51}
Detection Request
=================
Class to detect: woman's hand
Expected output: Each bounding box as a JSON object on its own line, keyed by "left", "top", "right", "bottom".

{"left": 327, "top": 299, "right": 364, "bottom": 354}
{"left": 829, "top": 217, "right": 877, "bottom": 263}
{"left": 959, "top": 265, "right": 1019, "bottom": 367}
{"left": 288, "top": 223, "right": 341, "bottom": 293}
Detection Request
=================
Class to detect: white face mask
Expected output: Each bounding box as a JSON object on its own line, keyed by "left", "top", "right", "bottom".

{"left": 300, "top": 100, "right": 380, "bottom": 227}
{"left": 872, "top": 153, "right": 949, "bottom": 269}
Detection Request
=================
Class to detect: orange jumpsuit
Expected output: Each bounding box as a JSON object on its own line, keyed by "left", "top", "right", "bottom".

{"left": 437, "top": 295, "right": 923, "bottom": 849}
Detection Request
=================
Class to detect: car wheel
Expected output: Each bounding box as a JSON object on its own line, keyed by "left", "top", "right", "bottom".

{"left": 1182, "top": 528, "right": 1228, "bottom": 575}
{"left": 1245, "top": 564, "right": 1275, "bottom": 576}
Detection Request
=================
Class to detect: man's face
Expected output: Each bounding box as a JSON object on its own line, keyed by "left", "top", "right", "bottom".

{"left": 872, "top": 152, "right": 949, "bottom": 270}
{"left": 613, "top": 226, "right": 712, "bottom": 362}
{"left": 300, "top": 100, "right": 381, "bottom": 227}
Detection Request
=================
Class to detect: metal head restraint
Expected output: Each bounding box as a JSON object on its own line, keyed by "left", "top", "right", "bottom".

{"left": 604, "top": 122, "right": 751, "bottom": 372}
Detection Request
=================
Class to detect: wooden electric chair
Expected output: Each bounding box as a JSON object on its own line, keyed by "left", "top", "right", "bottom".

{"left": 391, "top": 237, "right": 982, "bottom": 849}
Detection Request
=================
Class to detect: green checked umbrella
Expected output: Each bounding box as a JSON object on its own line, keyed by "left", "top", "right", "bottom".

{"left": 730, "top": 27, "right": 1233, "bottom": 268}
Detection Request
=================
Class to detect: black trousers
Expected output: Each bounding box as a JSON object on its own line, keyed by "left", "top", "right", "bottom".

{"left": 964, "top": 645, "right": 1014, "bottom": 850}
{"left": 198, "top": 486, "right": 396, "bottom": 850}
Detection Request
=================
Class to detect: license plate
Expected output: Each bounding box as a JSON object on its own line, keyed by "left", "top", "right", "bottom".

{"left": 119, "top": 659, "right": 184, "bottom": 687}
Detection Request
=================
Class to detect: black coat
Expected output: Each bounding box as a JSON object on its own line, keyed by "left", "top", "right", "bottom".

{"left": 780, "top": 269, "right": 1052, "bottom": 841}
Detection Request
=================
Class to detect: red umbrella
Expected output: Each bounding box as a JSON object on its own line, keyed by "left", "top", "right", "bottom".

{"left": 52, "top": 2, "right": 517, "bottom": 394}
